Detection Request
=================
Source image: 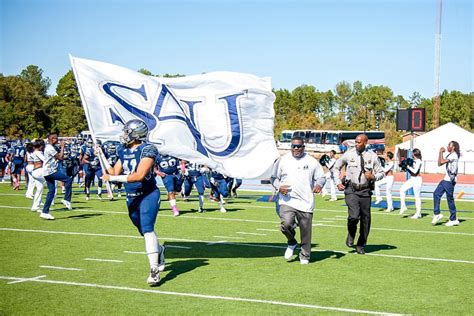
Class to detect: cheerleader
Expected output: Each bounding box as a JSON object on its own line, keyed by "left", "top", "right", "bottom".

{"left": 399, "top": 148, "right": 423, "bottom": 219}
{"left": 374, "top": 151, "right": 395, "bottom": 212}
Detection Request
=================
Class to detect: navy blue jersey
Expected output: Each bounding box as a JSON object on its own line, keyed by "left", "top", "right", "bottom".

{"left": 185, "top": 161, "right": 203, "bottom": 177}
{"left": 12, "top": 145, "right": 25, "bottom": 164}
{"left": 84, "top": 147, "right": 101, "bottom": 170}
{"left": 0, "top": 144, "right": 8, "bottom": 161}
{"left": 106, "top": 152, "right": 119, "bottom": 167}
{"left": 211, "top": 170, "right": 225, "bottom": 180}
{"left": 156, "top": 155, "right": 180, "bottom": 175}
{"left": 119, "top": 143, "right": 159, "bottom": 194}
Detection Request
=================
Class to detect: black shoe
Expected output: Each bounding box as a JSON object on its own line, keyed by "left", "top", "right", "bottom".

{"left": 345, "top": 235, "right": 354, "bottom": 248}
{"left": 356, "top": 246, "right": 365, "bottom": 255}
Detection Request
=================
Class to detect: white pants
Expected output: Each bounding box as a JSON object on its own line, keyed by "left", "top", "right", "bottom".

{"left": 375, "top": 175, "right": 394, "bottom": 210}
{"left": 25, "top": 164, "right": 35, "bottom": 197}
{"left": 31, "top": 168, "right": 45, "bottom": 210}
{"left": 322, "top": 172, "right": 336, "bottom": 199}
{"left": 400, "top": 176, "right": 422, "bottom": 213}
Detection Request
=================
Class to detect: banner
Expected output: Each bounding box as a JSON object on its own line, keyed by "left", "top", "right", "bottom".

{"left": 70, "top": 56, "right": 279, "bottom": 179}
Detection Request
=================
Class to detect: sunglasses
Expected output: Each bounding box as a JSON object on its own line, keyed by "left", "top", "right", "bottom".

{"left": 291, "top": 144, "right": 304, "bottom": 149}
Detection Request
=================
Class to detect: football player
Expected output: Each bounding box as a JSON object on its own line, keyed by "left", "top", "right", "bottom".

{"left": 155, "top": 155, "right": 183, "bottom": 216}
{"left": 182, "top": 161, "right": 206, "bottom": 213}
{"left": 100, "top": 119, "right": 165, "bottom": 286}
{"left": 0, "top": 139, "right": 9, "bottom": 182}
{"left": 209, "top": 170, "right": 229, "bottom": 213}
{"left": 82, "top": 139, "right": 104, "bottom": 200}
{"left": 11, "top": 140, "right": 26, "bottom": 190}
{"left": 105, "top": 143, "right": 122, "bottom": 198}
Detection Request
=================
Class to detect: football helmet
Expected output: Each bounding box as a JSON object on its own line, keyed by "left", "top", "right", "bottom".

{"left": 120, "top": 119, "right": 148, "bottom": 146}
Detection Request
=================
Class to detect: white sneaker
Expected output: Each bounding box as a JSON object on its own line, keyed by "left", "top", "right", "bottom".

{"left": 329, "top": 197, "right": 338, "bottom": 202}
{"left": 40, "top": 213, "right": 55, "bottom": 220}
{"left": 31, "top": 208, "right": 40, "bottom": 212}
{"left": 284, "top": 244, "right": 297, "bottom": 260}
{"left": 374, "top": 199, "right": 382, "bottom": 204}
{"left": 385, "top": 208, "right": 394, "bottom": 212}
{"left": 25, "top": 194, "right": 34, "bottom": 199}
{"left": 300, "top": 259, "right": 309, "bottom": 265}
{"left": 198, "top": 207, "right": 204, "bottom": 213}
{"left": 220, "top": 207, "right": 227, "bottom": 213}
{"left": 158, "top": 246, "right": 166, "bottom": 272}
{"left": 61, "top": 199, "right": 72, "bottom": 210}
{"left": 445, "top": 219, "right": 460, "bottom": 227}
{"left": 411, "top": 213, "right": 422, "bottom": 219}
{"left": 431, "top": 214, "right": 444, "bottom": 225}
{"left": 399, "top": 207, "right": 407, "bottom": 215}
{"left": 147, "top": 267, "right": 160, "bottom": 286}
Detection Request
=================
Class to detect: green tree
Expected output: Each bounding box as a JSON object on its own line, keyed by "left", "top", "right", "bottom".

{"left": 19, "top": 65, "right": 51, "bottom": 97}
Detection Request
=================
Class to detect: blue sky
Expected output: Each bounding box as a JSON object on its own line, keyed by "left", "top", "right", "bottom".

{"left": 1, "top": 0, "right": 472, "bottom": 98}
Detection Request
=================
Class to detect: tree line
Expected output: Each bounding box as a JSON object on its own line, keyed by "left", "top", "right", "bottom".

{"left": 1, "top": 65, "right": 473, "bottom": 147}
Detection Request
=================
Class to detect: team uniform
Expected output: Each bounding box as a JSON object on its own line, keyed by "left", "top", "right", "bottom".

{"left": 30, "top": 149, "right": 46, "bottom": 212}
{"left": 83, "top": 145, "right": 103, "bottom": 200}
{"left": 0, "top": 142, "right": 8, "bottom": 181}
{"left": 182, "top": 161, "right": 206, "bottom": 212}
{"left": 209, "top": 170, "right": 229, "bottom": 212}
{"left": 226, "top": 177, "right": 243, "bottom": 198}
{"left": 156, "top": 155, "right": 183, "bottom": 215}
{"left": 321, "top": 157, "right": 337, "bottom": 201}
{"left": 11, "top": 143, "right": 25, "bottom": 189}
{"left": 374, "top": 158, "right": 395, "bottom": 212}
{"left": 399, "top": 158, "right": 423, "bottom": 218}
{"left": 25, "top": 151, "right": 36, "bottom": 199}
{"left": 105, "top": 144, "right": 122, "bottom": 197}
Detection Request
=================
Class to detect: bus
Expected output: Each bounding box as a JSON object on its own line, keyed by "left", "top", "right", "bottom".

{"left": 276, "top": 130, "right": 295, "bottom": 150}
{"left": 324, "top": 130, "right": 385, "bottom": 153}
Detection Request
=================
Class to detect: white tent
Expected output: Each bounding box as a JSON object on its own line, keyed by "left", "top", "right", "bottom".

{"left": 395, "top": 123, "right": 474, "bottom": 174}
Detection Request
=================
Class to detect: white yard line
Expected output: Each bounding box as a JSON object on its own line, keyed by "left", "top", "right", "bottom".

{"left": 1, "top": 227, "right": 473, "bottom": 264}
{"left": 256, "top": 228, "right": 279, "bottom": 232}
{"left": 0, "top": 275, "right": 402, "bottom": 315}
{"left": 124, "top": 251, "right": 146, "bottom": 254}
{"left": 7, "top": 275, "right": 46, "bottom": 284}
{"left": 213, "top": 236, "right": 244, "bottom": 240}
{"left": 84, "top": 258, "right": 123, "bottom": 263}
{"left": 315, "top": 224, "right": 474, "bottom": 236}
{"left": 39, "top": 266, "right": 82, "bottom": 271}
{"left": 236, "top": 232, "right": 267, "bottom": 236}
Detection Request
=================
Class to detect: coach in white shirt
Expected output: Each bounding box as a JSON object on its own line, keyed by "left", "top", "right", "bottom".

{"left": 40, "top": 133, "right": 73, "bottom": 220}
{"left": 271, "top": 136, "right": 326, "bottom": 264}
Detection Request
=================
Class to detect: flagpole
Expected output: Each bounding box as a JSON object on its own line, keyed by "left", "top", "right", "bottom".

{"left": 69, "top": 54, "right": 114, "bottom": 198}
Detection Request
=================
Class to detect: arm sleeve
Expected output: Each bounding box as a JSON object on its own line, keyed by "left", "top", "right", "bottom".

{"left": 270, "top": 158, "right": 281, "bottom": 190}
{"left": 373, "top": 153, "right": 385, "bottom": 181}
{"left": 332, "top": 154, "right": 347, "bottom": 186}
{"left": 382, "top": 161, "right": 393, "bottom": 173}
{"left": 313, "top": 162, "right": 326, "bottom": 188}
{"left": 142, "top": 144, "right": 159, "bottom": 160}
{"left": 326, "top": 158, "right": 336, "bottom": 170}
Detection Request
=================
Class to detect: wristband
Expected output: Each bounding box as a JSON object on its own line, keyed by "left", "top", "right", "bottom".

{"left": 108, "top": 175, "right": 128, "bottom": 183}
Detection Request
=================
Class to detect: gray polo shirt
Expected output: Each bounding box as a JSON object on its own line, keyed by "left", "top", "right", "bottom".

{"left": 333, "top": 148, "right": 384, "bottom": 186}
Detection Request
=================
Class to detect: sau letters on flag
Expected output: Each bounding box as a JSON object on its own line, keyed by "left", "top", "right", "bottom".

{"left": 70, "top": 56, "right": 279, "bottom": 179}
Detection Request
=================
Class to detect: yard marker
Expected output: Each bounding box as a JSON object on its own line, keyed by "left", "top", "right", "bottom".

{"left": 236, "top": 232, "right": 267, "bottom": 236}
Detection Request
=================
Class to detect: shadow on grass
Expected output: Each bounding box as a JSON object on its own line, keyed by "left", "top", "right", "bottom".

{"left": 157, "top": 259, "right": 209, "bottom": 286}
{"left": 347, "top": 244, "right": 397, "bottom": 254}
{"left": 56, "top": 213, "right": 103, "bottom": 220}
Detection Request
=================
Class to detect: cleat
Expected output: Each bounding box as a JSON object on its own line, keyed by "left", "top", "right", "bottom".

{"left": 399, "top": 207, "right": 407, "bottom": 215}
{"left": 85, "top": 195, "right": 90, "bottom": 201}
{"left": 198, "top": 207, "right": 205, "bottom": 213}
{"left": 147, "top": 267, "right": 160, "bottom": 286}
{"left": 97, "top": 194, "right": 102, "bottom": 200}
{"left": 300, "top": 259, "right": 309, "bottom": 265}
{"left": 284, "top": 244, "right": 297, "bottom": 260}
{"left": 40, "top": 212, "right": 55, "bottom": 220}
{"left": 329, "top": 197, "right": 338, "bottom": 201}
{"left": 31, "top": 208, "right": 40, "bottom": 212}
{"left": 220, "top": 207, "right": 227, "bottom": 213}
{"left": 25, "top": 194, "right": 34, "bottom": 199}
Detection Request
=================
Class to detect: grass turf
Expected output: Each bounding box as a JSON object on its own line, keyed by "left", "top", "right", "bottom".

{"left": 0, "top": 183, "right": 473, "bottom": 315}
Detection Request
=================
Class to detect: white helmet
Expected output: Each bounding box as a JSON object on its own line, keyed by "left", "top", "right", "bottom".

{"left": 120, "top": 119, "right": 148, "bottom": 146}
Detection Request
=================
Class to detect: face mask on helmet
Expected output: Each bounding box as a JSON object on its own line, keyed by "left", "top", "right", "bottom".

{"left": 120, "top": 120, "right": 148, "bottom": 147}
{"left": 107, "top": 144, "right": 116, "bottom": 154}
{"left": 86, "top": 139, "right": 93, "bottom": 148}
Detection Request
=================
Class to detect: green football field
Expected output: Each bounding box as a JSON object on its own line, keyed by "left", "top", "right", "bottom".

{"left": 1, "top": 183, "right": 473, "bottom": 315}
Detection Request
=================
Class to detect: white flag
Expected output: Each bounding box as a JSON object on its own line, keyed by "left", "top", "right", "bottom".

{"left": 70, "top": 56, "right": 279, "bottom": 179}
